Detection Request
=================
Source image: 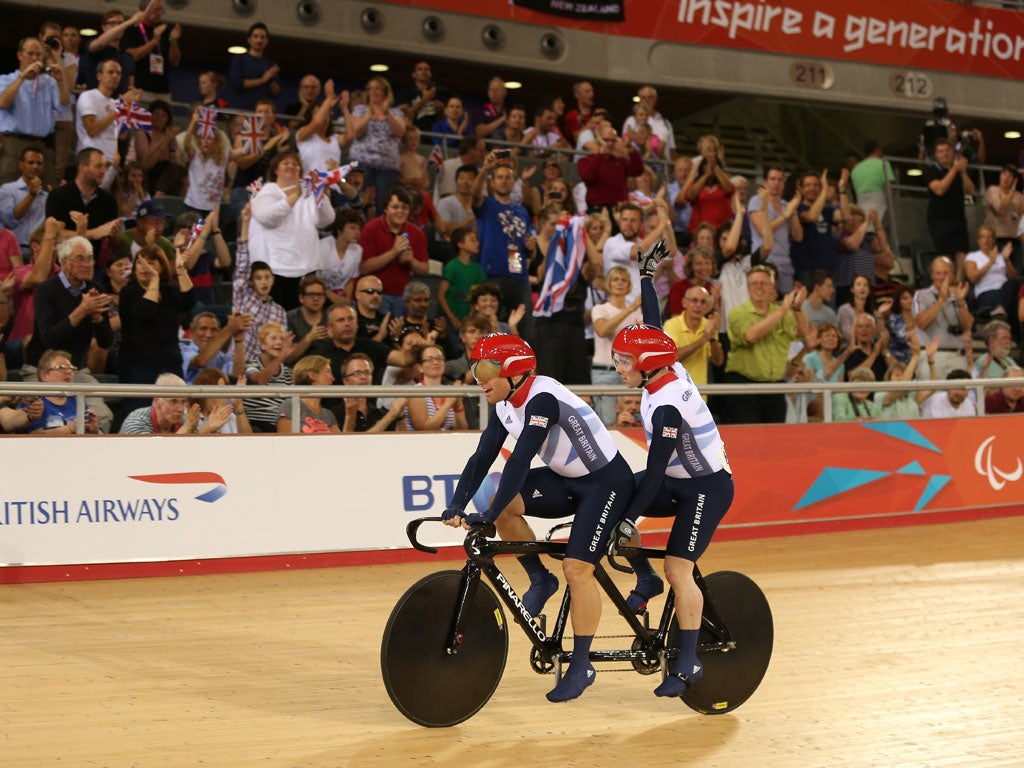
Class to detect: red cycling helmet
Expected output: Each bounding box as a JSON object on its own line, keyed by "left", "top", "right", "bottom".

{"left": 612, "top": 324, "right": 677, "bottom": 372}
{"left": 471, "top": 333, "right": 537, "bottom": 380}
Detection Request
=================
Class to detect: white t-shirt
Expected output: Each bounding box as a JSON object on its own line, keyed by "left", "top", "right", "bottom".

{"left": 591, "top": 301, "right": 642, "bottom": 365}
{"left": 297, "top": 132, "right": 341, "bottom": 176}
{"left": 965, "top": 249, "right": 1009, "bottom": 296}
{"left": 249, "top": 182, "right": 337, "bottom": 277}
{"left": 184, "top": 152, "right": 227, "bottom": 211}
{"left": 920, "top": 392, "right": 977, "bottom": 419}
{"left": 719, "top": 256, "right": 753, "bottom": 325}
{"left": 602, "top": 233, "right": 641, "bottom": 303}
{"left": 76, "top": 89, "right": 118, "bottom": 160}
{"left": 316, "top": 236, "right": 361, "bottom": 296}
{"left": 436, "top": 194, "right": 474, "bottom": 234}
{"left": 622, "top": 111, "right": 676, "bottom": 153}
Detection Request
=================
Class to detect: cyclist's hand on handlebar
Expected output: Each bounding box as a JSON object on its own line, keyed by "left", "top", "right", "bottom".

{"left": 463, "top": 511, "right": 496, "bottom": 528}
{"left": 441, "top": 506, "right": 465, "bottom": 527}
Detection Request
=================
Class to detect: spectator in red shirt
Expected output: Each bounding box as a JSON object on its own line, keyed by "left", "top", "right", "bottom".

{"left": 358, "top": 184, "right": 429, "bottom": 317}
{"left": 564, "top": 80, "right": 594, "bottom": 143}
{"left": 577, "top": 123, "right": 644, "bottom": 211}
{"left": 985, "top": 367, "right": 1024, "bottom": 414}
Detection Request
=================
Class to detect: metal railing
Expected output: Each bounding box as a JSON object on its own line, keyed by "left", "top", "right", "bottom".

{"left": 0, "top": 377, "right": 1014, "bottom": 434}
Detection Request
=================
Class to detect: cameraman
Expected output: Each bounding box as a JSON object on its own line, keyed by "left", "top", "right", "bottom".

{"left": 0, "top": 37, "right": 71, "bottom": 187}
{"left": 925, "top": 138, "right": 975, "bottom": 282}
{"left": 911, "top": 255, "right": 974, "bottom": 380}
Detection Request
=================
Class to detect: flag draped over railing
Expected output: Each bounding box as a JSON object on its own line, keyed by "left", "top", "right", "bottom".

{"left": 533, "top": 214, "right": 588, "bottom": 318}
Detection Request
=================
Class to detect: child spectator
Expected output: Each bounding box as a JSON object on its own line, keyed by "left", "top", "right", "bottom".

{"left": 243, "top": 321, "right": 294, "bottom": 433}
{"left": 232, "top": 203, "right": 287, "bottom": 360}
{"left": 438, "top": 226, "right": 487, "bottom": 334}
{"left": 317, "top": 209, "right": 364, "bottom": 304}
{"left": 182, "top": 108, "right": 233, "bottom": 214}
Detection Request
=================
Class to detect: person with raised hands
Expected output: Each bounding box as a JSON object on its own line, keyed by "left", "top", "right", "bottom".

{"left": 441, "top": 333, "right": 635, "bottom": 703}
{"left": 609, "top": 238, "right": 734, "bottom": 698}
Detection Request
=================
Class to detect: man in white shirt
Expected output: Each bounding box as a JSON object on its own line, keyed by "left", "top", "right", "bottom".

{"left": 601, "top": 201, "right": 670, "bottom": 304}
{"left": 621, "top": 85, "right": 676, "bottom": 160}
{"left": 76, "top": 59, "right": 142, "bottom": 169}
{"left": 436, "top": 164, "right": 477, "bottom": 239}
{"left": 920, "top": 369, "right": 977, "bottom": 418}
{"left": 436, "top": 135, "right": 485, "bottom": 199}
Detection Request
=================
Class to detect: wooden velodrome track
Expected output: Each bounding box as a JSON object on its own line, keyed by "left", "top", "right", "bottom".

{"left": 2, "top": 515, "right": 1022, "bottom": 768}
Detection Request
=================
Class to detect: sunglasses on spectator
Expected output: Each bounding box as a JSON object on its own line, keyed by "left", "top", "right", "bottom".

{"left": 303, "top": 291, "right": 326, "bottom": 298}
{"left": 360, "top": 288, "right": 384, "bottom": 295}
{"left": 45, "top": 364, "right": 77, "bottom": 372}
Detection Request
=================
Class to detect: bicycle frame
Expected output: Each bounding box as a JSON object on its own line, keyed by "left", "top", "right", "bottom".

{"left": 405, "top": 518, "right": 734, "bottom": 673}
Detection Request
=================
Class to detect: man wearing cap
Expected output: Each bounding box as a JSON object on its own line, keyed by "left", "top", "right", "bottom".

{"left": 120, "top": 199, "right": 174, "bottom": 261}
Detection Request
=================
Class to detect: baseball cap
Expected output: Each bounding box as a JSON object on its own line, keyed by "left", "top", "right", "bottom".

{"left": 136, "top": 201, "right": 168, "bottom": 219}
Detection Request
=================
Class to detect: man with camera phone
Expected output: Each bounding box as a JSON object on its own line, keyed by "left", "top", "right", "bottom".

{"left": 911, "top": 255, "right": 973, "bottom": 380}
{"left": 0, "top": 37, "right": 71, "bottom": 186}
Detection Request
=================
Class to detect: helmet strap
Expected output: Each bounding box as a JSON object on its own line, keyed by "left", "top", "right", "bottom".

{"left": 506, "top": 374, "right": 526, "bottom": 400}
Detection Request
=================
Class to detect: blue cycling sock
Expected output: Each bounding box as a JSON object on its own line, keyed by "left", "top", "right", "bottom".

{"left": 628, "top": 556, "right": 657, "bottom": 578}
{"left": 518, "top": 554, "right": 548, "bottom": 581}
{"left": 654, "top": 628, "right": 702, "bottom": 697}
{"left": 625, "top": 558, "right": 664, "bottom": 613}
{"left": 546, "top": 635, "right": 596, "bottom": 702}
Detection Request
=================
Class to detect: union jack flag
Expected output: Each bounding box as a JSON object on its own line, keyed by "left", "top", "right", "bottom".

{"left": 528, "top": 415, "right": 549, "bottom": 428}
{"left": 661, "top": 426, "right": 678, "bottom": 439}
{"left": 187, "top": 218, "right": 205, "bottom": 248}
{"left": 245, "top": 177, "right": 264, "bottom": 197}
{"left": 305, "top": 162, "right": 359, "bottom": 205}
{"left": 195, "top": 107, "right": 218, "bottom": 139}
{"left": 429, "top": 144, "right": 444, "bottom": 178}
{"left": 239, "top": 115, "right": 265, "bottom": 154}
{"left": 114, "top": 100, "right": 152, "bottom": 136}
{"left": 534, "top": 214, "right": 587, "bottom": 318}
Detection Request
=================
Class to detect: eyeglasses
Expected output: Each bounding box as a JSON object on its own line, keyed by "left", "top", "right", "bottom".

{"left": 359, "top": 288, "right": 383, "bottom": 295}
{"left": 303, "top": 292, "right": 326, "bottom": 298}
{"left": 69, "top": 255, "right": 95, "bottom": 264}
{"left": 421, "top": 355, "right": 445, "bottom": 364}
{"left": 748, "top": 280, "right": 773, "bottom": 288}
{"left": 685, "top": 297, "right": 710, "bottom": 304}
{"left": 45, "top": 364, "right": 77, "bottom": 372}
{"left": 344, "top": 369, "right": 372, "bottom": 378}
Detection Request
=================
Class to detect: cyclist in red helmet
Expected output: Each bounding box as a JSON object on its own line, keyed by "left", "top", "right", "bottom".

{"left": 442, "top": 332, "right": 636, "bottom": 703}
{"left": 610, "top": 239, "right": 734, "bottom": 697}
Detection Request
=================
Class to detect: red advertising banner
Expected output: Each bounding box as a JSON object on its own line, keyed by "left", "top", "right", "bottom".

{"left": 618, "top": 415, "right": 1024, "bottom": 540}
{"left": 382, "top": 0, "right": 1024, "bottom": 80}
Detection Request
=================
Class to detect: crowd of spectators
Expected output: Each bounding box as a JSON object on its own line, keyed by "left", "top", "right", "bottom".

{"left": 1, "top": 5, "right": 1022, "bottom": 436}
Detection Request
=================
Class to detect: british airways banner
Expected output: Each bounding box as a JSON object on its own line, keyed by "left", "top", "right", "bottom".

{"left": 1, "top": 416, "right": 1021, "bottom": 579}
